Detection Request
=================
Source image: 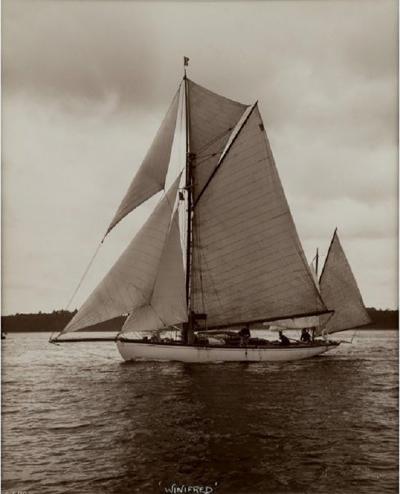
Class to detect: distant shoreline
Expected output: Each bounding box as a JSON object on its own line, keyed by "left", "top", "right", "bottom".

{"left": 1, "top": 328, "right": 397, "bottom": 333}
{"left": 1, "top": 308, "right": 398, "bottom": 333}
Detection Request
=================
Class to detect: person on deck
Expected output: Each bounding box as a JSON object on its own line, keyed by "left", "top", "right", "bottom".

{"left": 239, "top": 326, "right": 251, "bottom": 345}
{"left": 300, "top": 328, "right": 311, "bottom": 343}
{"left": 278, "top": 330, "right": 290, "bottom": 346}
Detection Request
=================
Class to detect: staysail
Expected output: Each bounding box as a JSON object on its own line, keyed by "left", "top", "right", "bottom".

{"left": 121, "top": 208, "right": 187, "bottom": 333}
{"left": 105, "top": 88, "right": 180, "bottom": 235}
{"left": 316, "top": 230, "right": 371, "bottom": 335}
{"left": 190, "top": 104, "right": 328, "bottom": 329}
{"left": 60, "top": 176, "right": 182, "bottom": 335}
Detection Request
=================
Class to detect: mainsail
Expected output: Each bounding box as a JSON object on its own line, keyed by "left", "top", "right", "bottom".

{"left": 190, "top": 104, "right": 327, "bottom": 329}
{"left": 316, "top": 230, "right": 371, "bottom": 335}
{"left": 105, "top": 88, "right": 180, "bottom": 235}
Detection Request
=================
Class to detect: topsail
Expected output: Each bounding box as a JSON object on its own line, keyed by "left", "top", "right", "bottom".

{"left": 187, "top": 80, "right": 248, "bottom": 202}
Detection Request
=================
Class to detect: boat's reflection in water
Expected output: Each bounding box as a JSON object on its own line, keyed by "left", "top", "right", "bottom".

{"left": 110, "top": 352, "right": 384, "bottom": 494}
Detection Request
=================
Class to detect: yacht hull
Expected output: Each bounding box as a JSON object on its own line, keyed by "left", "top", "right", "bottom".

{"left": 116, "top": 340, "right": 340, "bottom": 363}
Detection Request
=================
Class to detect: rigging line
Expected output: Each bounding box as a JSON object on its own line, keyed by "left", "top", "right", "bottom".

{"left": 319, "top": 227, "right": 338, "bottom": 284}
{"left": 65, "top": 239, "right": 104, "bottom": 311}
{"left": 194, "top": 102, "right": 258, "bottom": 208}
{"left": 195, "top": 126, "right": 234, "bottom": 155}
{"left": 195, "top": 152, "right": 219, "bottom": 166}
{"left": 193, "top": 210, "right": 207, "bottom": 318}
{"left": 320, "top": 311, "right": 335, "bottom": 337}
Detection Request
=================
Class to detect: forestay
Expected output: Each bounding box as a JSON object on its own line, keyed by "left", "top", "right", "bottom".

{"left": 317, "top": 231, "right": 371, "bottom": 335}
{"left": 61, "top": 176, "right": 181, "bottom": 334}
{"left": 190, "top": 105, "right": 327, "bottom": 329}
{"left": 106, "top": 88, "right": 180, "bottom": 235}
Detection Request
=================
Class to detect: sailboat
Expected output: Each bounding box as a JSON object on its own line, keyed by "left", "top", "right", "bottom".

{"left": 52, "top": 63, "right": 369, "bottom": 362}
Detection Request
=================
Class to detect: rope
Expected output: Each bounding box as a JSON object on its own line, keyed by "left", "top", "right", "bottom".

{"left": 49, "top": 238, "right": 104, "bottom": 343}
{"left": 65, "top": 239, "right": 104, "bottom": 310}
{"left": 196, "top": 126, "right": 233, "bottom": 155}
{"left": 350, "top": 329, "right": 358, "bottom": 344}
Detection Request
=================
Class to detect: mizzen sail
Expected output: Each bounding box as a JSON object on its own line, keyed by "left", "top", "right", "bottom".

{"left": 106, "top": 88, "right": 180, "bottom": 235}
{"left": 61, "top": 176, "right": 181, "bottom": 334}
{"left": 191, "top": 105, "right": 327, "bottom": 329}
{"left": 316, "top": 230, "right": 371, "bottom": 335}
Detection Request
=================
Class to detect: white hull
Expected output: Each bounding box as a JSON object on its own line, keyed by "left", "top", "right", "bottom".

{"left": 116, "top": 340, "right": 340, "bottom": 363}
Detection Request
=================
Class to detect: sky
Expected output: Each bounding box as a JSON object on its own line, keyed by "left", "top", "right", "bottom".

{"left": 2, "top": 0, "right": 398, "bottom": 315}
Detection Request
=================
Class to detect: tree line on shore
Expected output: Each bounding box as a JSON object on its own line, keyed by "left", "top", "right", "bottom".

{"left": 1, "top": 308, "right": 398, "bottom": 333}
{"left": 1, "top": 310, "right": 126, "bottom": 333}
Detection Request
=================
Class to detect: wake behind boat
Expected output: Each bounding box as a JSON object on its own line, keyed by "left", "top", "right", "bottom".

{"left": 51, "top": 59, "right": 370, "bottom": 362}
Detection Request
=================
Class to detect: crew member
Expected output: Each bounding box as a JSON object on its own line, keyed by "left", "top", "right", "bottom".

{"left": 278, "top": 330, "right": 290, "bottom": 346}
{"left": 300, "top": 328, "right": 311, "bottom": 343}
{"left": 239, "top": 326, "right": 251, "bottom": 345}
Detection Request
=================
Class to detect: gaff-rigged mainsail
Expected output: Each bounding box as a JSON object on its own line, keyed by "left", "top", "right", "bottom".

{"left": 190, "top": 104, "right": 328, "bottom": 329}
{"left": 315, "top": 230, "right": 371, "bottom": 336}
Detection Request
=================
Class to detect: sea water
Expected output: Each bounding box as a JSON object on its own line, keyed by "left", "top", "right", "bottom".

{"left": 2, "top": 330, "right": 398, "bottom": 494}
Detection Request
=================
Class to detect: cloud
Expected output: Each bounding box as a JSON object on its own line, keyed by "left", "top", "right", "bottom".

{"left": 2, "top": 0, "right": 398, "bottom": 313}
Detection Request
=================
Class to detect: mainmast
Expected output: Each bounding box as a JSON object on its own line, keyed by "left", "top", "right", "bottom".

{"left": 315, "top": 248, "right": 319, "bottom": 278}
{"left": 183, "top": 57, "right": 194, "bottom": 344}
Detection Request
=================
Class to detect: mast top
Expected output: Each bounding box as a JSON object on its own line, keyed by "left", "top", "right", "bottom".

{"left": 183, "top": 56, "right": 190, "bottom": 79}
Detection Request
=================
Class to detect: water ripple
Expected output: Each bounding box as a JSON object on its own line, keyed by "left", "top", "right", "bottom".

{"left": 2, "top": 330, "right": 398, "bottom": 494}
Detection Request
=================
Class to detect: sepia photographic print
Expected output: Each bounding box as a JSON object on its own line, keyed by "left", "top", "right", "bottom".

{"left": 2, "top": 1, "right": 398, "bottom": 493}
